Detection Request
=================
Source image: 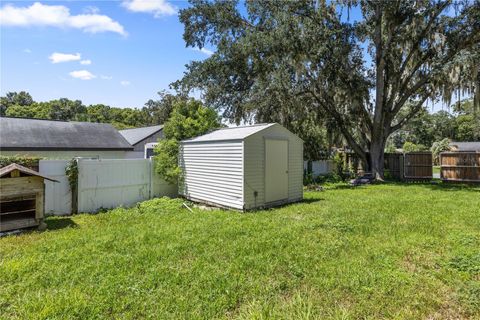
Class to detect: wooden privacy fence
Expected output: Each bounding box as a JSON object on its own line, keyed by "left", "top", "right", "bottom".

{"left": 345, "top": 152, "right": 432, "bottom": 181}
{"left": 440, "top": 152, "right": 480, "bottom": 183}
{"left": 403, "top": 152, "right": 433, "bottom": 181}
{"left": 384, "top": 153, "right": 403, "bottom": 180}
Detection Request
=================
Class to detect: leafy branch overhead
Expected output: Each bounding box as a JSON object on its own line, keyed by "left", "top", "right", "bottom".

{"left": 174, "top": 0, "right": 480, "bottom": 179}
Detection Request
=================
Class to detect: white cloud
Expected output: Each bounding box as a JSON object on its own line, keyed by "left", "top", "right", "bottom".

{"left": 0, "top": 2, "right": 127, "bottom": 36}
{"left": 69, "top": 70, "right": 96, "bottom": 80}
{"left": 83, "top": 6, "right": 100, "bottom": 15}
{"left": 100, "top": 75, "right": 113, "bottom": 80}
{"left": 80, "top": 59, "right": 92, "bottom": 65}
{"left": 122, "top": 0, "right": 176, "bottom": 17}
{"left": 49, "top": 52, "right": 81, "bottom": 64}
{"left": 23, "top": 48, "right": 32, "bottom": 53}
{"left": 191, "top": 47, "right": 214, "bottom": 56}
{"left": 120, "top": 80, "right": 131, "bottom": 86}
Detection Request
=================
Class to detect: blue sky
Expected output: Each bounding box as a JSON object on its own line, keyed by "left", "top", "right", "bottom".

{"left": 0, "top": 0, "right": 212, "bottom": 108}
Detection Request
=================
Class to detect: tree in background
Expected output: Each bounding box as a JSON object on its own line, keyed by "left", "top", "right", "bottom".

{"left": 431, "top": 138, "right": 451, "bottom": 165}
{"left": 175, "top": 0, "right": 480, "bottom": 179}
{"left": 0, "top": 91, "right": 33, "bottom": 116}
{"left": 141, "top": 90, "right": 188, "bottom": 125}
{"left": 402, "top": 141, "right": 428, "bottom": 153}
{"left": 154, "top": 99, "right": 221, "bottom": 183}
{"left": 0, "top": 91, "right": 186, "bottom": 129}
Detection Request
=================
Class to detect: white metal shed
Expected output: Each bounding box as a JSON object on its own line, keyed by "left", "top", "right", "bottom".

{"left": 179, "top": 123, "right": 303, "bottom": 210}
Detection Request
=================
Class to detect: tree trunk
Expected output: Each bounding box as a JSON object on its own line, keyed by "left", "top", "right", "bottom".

{"left": 369, "top": 135, "right": 386, "bottom": 180}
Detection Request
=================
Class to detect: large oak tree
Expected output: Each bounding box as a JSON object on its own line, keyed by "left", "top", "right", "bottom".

{"left": 175, "top": 0, "right": 479, "bottom": 178}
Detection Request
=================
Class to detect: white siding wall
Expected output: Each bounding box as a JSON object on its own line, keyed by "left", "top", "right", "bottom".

{"left": 244, "top": 125, "right": 303, "bottom": 209}
{"left": 179, "top": 141, "right": 244, "bottom": 209}
{"left": 304, "top": 160, "right": 335, "bottom": 177}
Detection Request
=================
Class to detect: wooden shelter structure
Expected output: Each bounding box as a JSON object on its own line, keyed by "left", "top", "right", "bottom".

{"left": 0, "top": 163, "right": 58, "bottom": 232}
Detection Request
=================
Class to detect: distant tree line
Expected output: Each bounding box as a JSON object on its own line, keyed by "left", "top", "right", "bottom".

{"left": 0, "top": 91, "right": 187, "bottom": 129}
{"left": 386, "top": 99, "right": 480, "bottom": 152}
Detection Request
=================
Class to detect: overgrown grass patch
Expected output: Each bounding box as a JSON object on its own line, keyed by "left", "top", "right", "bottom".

{"left": 1, "top": 183, "right": 479, "bottom": 319}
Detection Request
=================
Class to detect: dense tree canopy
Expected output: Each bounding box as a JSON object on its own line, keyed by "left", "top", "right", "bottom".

{"left": 0, "top": 91, "right": 183, "bottom": 129}
{"left": 175, "top": 0, "right": 480, "bottom": 178}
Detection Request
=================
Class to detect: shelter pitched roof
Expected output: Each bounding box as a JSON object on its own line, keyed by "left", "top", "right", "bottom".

{"left": 0, "top": 163, "right": 58, "bottom": 182}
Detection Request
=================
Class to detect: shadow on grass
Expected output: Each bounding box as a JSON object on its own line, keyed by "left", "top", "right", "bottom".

{"left": 378, "top": 180, "right": 480, "bottom": 192}
{"left": 46, "top": 218, "right": 78, "bottom": 231}
{"left": 300, "top": 198, "right": 325, "bottom": 204}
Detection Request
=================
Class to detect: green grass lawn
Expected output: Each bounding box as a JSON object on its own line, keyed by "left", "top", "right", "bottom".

{"left": 1, "top": 183, "right": 479, "bottom": 319}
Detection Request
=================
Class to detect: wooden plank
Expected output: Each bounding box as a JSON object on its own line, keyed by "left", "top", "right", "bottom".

{"left": 36, "top": 191, "right": 44, "bottom": 219}
{"left": 0, "top": 217, "right": 38, "bottom": 232}
{"left": 0, "top": 177, "right": 43, "bottom": 197}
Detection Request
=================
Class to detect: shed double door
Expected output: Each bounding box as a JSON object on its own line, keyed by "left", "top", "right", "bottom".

{"left": 265, "top": 139, "right": 288, "bottom": 203}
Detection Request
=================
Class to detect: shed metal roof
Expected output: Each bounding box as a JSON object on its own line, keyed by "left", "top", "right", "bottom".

{"left": 449, "top": 141, "right": 480, "bottom": 151}
{"left": 0, "top": 117, "right": 133, "bottom": 151}
{"left": 182, "top": 123, "right": 276, "bottom": 143}
{"left": 119, "top": 125, "right": 163, "bottom": 145}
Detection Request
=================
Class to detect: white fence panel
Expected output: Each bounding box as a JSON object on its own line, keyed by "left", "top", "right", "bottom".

{"left": 77, "top": 159, "right": 177, "bottom": 213}
{"left": 39, "top": 160, "right": 71, "bottom": 215}
{"left": 152, "top": 171, "right": 178, "bottom": 198}
{"left": 304, "top": 160, "right": 335, "bottom": 177}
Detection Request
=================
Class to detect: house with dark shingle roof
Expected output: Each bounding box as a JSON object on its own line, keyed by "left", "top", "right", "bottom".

{"left": 0, "top": 117, "right": 133, "bottom": 159}
{"left": 119, "top": 125, "right": 164, "bottom": 158}
{"left": 449, "top": 141, "right": 480, "bottom": 151}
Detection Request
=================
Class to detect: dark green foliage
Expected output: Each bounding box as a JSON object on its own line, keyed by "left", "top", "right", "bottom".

{"left": 65, "top": 159, "right": 78, "bottom": 193}
{"left": 0, "top": 155, "right": 42, "bottom": 169}
{"left": 155, "top": 99, "right": 221, "bottom": 183}
{"left": 387, "top": 98, "right": 480, "bottom": 150}
{"left": 0, "top": 91, "right": 33, "bottom": 116}
{"left": 402, "top": 141, "right": 428, "bottom": 152}
{"left": 1, "top": 91, "right": 184, "bottom": 129}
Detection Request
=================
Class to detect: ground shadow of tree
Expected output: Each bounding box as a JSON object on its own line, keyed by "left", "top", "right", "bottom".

{"left": 46, "top": 217, "right": 77, "bottom": 231}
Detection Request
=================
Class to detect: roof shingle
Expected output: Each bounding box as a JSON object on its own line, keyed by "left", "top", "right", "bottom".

{"left": 119, "top": 125, "right": 164, "bottom": 145}
{"left": 0, "top": 117, "right": 133, "bottom": 150}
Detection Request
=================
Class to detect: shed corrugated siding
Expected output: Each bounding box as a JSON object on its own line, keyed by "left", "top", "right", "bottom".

{"left": 179, "top": 141, "right": 244, "bottom": 209}
{"left": 243, "top": 125, "right": 303, "bottom": 209}
{"left": 243, "top": 134, "right": 265, "bottom": 209}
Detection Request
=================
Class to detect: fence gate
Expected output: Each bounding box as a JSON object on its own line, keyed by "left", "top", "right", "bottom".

{"left": 440, "top": 152, "right": 480, "bottom": 183}
{"left": 39, "top": 160, "right": 72, "bottom": 215}
{"left": 404, "top": 152, "right": 433, "bottom": 181}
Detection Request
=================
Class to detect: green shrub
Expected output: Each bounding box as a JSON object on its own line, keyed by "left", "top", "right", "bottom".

{"left": 430, "top": 138, "right": 451, "bottom": 165}
{"left": 402, "top": 141, "right": 428, "bottom": 152}
{"left": 0, "top": 155, "right": 42, "bottom": 169}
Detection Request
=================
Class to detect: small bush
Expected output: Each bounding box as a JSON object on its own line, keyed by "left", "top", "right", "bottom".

{"left": 0, "top": 155, "right": 42, "bottom": 169}
{"left": 136, "top": 197, "right": 185, "bottom": 214}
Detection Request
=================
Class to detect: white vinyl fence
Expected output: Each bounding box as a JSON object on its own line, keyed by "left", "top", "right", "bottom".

{"left": 77, "top": 158, "right": 177, "bottom": 213}
{"left": 304, "top": 160, "right": 335, "bottom": 177}
{"left": 39, "top": 160, "right": 72, "bottom": 215}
